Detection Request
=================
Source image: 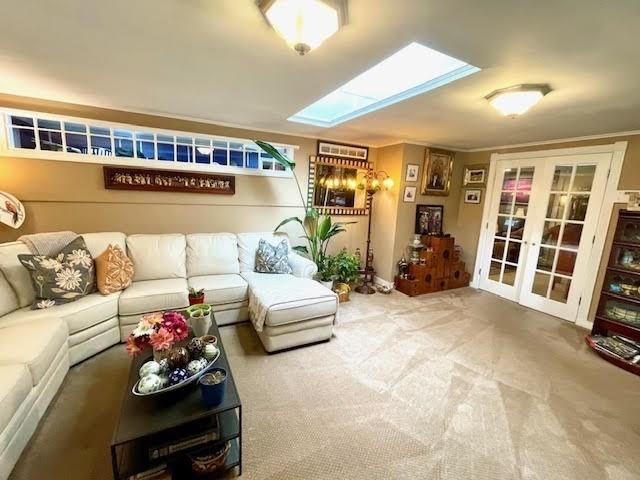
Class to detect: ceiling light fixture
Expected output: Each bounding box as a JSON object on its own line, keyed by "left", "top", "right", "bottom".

{"left": 486, "top": 84, "right": 552, "bottom": 117}
{"left": 258, "top": 0, "right": 348, "bottom": 55}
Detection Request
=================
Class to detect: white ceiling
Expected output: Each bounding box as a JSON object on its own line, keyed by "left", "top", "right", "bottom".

{"left": 1, "top": 0, "right": 639, "bottom": 149}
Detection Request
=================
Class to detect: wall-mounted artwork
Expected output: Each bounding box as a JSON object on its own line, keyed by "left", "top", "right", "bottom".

{"left": 415, "top": 204, "right": 444, "bottom": 236}
{"left": 0, "top": 191, "right": 25, "bottom": 229}
{"left": 403, "top": 186, "right": 417, "bottom": 203}
{"left": 421, "top": 148, "right": 454, "bottom": 196}
{"left": 317, "top": 141, "right": 369, "bottom": 161}
{"left": 464, "top": 189, "right": 482, "bottom": 204}
{"left": 405, "top": 164, "right": 419, "bottom": 182}
{"left": 103, "top": 166, "right": 235, "bottom": 195}
{"left": 463, "top": 164, "right": 487, "bottom": 186}
{"left": 307, "top": 156, "right": 371, "bottom": 215}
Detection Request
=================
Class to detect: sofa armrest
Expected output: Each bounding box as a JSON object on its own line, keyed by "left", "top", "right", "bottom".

{"left": 288, "top": 253, "right": 317, "bottom": 279}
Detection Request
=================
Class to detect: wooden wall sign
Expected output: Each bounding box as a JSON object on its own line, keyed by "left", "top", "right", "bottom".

{"left": 103, "top": 166, "right": 235, "bottom": 195}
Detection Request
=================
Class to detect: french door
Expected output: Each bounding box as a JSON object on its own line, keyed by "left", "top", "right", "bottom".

{"left": 478, "top": 153, "right": 612, "bottom": 321}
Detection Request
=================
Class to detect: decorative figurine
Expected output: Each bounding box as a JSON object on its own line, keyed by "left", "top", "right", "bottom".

{"left": 139, "top": 360, "right": 161, "bottom": 378}
{"left": 397, "top": 256, "right": 409, "bottom": 279}
{"left": 168, "top": 368, "right": 189, "bottom": 385}
{"left": 354, "top": 248, "right": 362, "bottom": 268}
{"left": 138, "top": 374, "right": 164, "bottom": 394}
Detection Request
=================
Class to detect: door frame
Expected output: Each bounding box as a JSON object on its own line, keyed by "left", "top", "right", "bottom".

{"left": 471, "top": 141, "right": 628, "bottom": 329}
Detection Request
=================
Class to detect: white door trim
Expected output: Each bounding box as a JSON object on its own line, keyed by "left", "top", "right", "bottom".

{"left": 472, "top": 141, "right": 627, "bottom": 329}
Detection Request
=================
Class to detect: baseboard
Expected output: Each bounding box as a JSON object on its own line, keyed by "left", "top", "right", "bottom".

{"left": 374, "top": 276, "right": 394, "bottom": 289}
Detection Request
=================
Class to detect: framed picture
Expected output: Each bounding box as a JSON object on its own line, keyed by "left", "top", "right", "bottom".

{"left": 403, "top": 186, "right": 417, "bottom": 203}
{"left": 463, "top": 164, "right": 487, "bottom": 186}
{"left": 317, "top": 141, "right": 369, "bottom": 161}
{"left": 464, "top": 189, "right": 482, "bottom": 204}
{"left": 415, "top": 204, "right": 444, "bottom": 236}
{"left": 405, "top": 164, "right": 419, "bottom": 182}
{"left": 421, "top": 148, "right": 454, "bottom": 196}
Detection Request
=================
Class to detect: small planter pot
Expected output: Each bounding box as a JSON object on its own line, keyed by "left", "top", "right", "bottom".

{"left": 199, "top": 369, "right": 227, "bottom": 407}
{"left": 189, "top": 308, "right": 213, "bottom": 337}
{"left": 189, "top": 295, "right": 205, "bottom": 306}
{"left": 318, "top": 279, "right": 334, "bottom": 290}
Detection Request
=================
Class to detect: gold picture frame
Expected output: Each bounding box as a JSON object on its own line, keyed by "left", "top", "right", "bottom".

{"left": 421, "top": 148, "right": 454, "bottom": 196}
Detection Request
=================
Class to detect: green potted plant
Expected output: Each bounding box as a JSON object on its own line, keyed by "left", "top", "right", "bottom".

{"left": 316, "top": 254, "right": 336, "bottom": 290}
{"left": 333, "top": 249, "right": 360, "bottom": 302}
{"left": 188, "top": 287, "right": 205, "bottom": 306}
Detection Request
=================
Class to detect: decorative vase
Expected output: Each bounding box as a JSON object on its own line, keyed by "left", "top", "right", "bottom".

{"left": 189, "top": 309, "right": 212, "bottom": 337}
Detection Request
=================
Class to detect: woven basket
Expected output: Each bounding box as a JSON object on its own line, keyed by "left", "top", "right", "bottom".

{"left": 189, "top": 441, "right": 230, "bottom": 474}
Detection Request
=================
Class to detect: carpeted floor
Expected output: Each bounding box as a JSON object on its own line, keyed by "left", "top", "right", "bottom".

{"left": 8, "top": 288, "right": 640, "bottom": 479}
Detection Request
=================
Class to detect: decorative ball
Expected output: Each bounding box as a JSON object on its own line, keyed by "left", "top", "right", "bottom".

{"left": 168, "top": 347, "right": 190, "bottom": 370}
{"left": 168, "top": 368, "right": 188, "bottom": 385}
{"left": 139, "top": 360, "right": 161, "bottom": 379}
{"left": 204, "top": 344, "right": 219, "bottom": 361}
{"left": 187, "top": 358, "right": 208, "bottom": 376}
{"left": 158, "top": 374, "right": 170, "bottom": 389}
{"left": 158, "top": 358, "right": 171, "bottom": 375}
{"left": 187, "top": 337, "right": 206, "bottom": 359}
{"left": 138, "top": 374, "right": 164, "bottom": 394}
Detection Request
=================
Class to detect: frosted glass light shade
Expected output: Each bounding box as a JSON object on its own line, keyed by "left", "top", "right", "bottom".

{"left": 486, "top": 84, "right": 551, "bottom": 117}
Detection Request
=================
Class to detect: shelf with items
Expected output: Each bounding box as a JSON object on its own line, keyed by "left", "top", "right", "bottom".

{"left": 588, "top": 209, "right": 640, "bottom": 376}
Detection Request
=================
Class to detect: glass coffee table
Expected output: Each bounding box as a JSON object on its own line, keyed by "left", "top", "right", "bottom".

{"left": 111, "top": 318, "right": 242, "bottom": 479}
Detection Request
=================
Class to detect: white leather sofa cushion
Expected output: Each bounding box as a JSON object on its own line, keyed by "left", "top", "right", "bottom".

{"left": 237, "top": 232, "right": 290, "bottom": 273}
{"left": 119, "top": 278, "right": 189, "bottom": 316}
{"left": 0, "top": 273, "right": 18, "bottom": 318}
{"left": 81, "top": 232, "right": 127, "bottom": 258}
{"left": 241, "top": 272, "right": 338, "bottom": 327}
{"left": 0, "top": 293, "right": 119, "bottom": 335}
{"left": 188, "top": 274, "right": 248, "bottom": 305}
{"left": 0, "top": 364, "right": 32, "bottom": 437}
{"left": 186, "top": 233, "right": 240, "bottom": 277}
{"left": 127, "top": 234, "right": 187, "bottom": 281}
{"left": 0, "top": 242, "right": 34, "bottom": 308}
{"left": 0, "top": 318, "right": 67, "bottom": 385}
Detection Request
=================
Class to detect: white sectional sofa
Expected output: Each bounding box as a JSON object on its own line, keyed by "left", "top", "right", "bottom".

{"left": 0, "top": 231, "right": 337, "bottom": 479}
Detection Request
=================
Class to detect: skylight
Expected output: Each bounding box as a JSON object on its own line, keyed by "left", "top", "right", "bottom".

{"left": 288, "top": 42, "right": 480, "bottom": 127}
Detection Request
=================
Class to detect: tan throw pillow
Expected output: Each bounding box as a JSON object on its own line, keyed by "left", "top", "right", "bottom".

{"left": 95, "top": 244, "right": 134, "bottom": 295}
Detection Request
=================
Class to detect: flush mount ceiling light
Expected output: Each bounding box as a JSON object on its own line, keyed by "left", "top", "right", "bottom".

{"left": 258, "top": 0, "right": 348, "bottom": 55}
{"left": 486, "top": 84, "right": 552, "bottom": 117}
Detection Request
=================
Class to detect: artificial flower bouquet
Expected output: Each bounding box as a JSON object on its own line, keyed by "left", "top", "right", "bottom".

{"left": 126, "top": 311, "right": 189, "bottom": 356}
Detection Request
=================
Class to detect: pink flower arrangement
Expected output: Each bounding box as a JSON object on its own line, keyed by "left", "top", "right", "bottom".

{"left": 126, "top": 310, "right": 189, "bottom": 356}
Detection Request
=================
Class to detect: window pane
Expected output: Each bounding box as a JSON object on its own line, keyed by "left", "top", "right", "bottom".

{"left": 229, "top": 142, "right": 243, "bottom": 150}
{"left": 157, "top": 134, "right": 174, "bottom": 143}
{"left": 505, "top": 240, "right": 521, "bottom": 264}
{"left": 12, "top": 128, "right": 36, "bottom": 149}
{"left": 262, "top": 160, "right": 273, "bottom": 170}
{"left": 37, "top": 119, "right": 61, "bottom": 130}
{"left": 157, "top": 143, "right": 175, "bottom": 161}
{"left": 195, "top": 147, "right": 210, "bottom": 164}
{"left": 502, "top": 169, "right": 517, "bottom": 190}
{"left": 555, "top": 250, "right": 577, "bottom": 276}
{"left": 492, "top": 238, "right": 506, "bottom": 261}
{"left": 246, "top": 151, "right": 259, "bottom": 169}
{"left": 499, "top": 192, "right": 514, "bottom": 214}
{"left": 496, "top": 216, "right": 510, "bottom": 237}
{"left": 509, "top": 218, "right": 525, "bottom": 240}
{"left": 90, "top": 136, "right": 112, "bottom": 155}
{"left": 212, "top": 140, "right": 228, "bottom": 149}
{"left": 64, "top": 122, "right": 86, "bottom": 133}
{"left": 514, "top": 192, "right": 530, "bottom": 217}
{"left": 136, "top": 141, "right": 155, "bottom": 159}
{"left": 516, "top": 167, "right": 534, "bottom": 191}
{"left": 66, "top": 133, "right": 87, "bottom": 153}
{"left": 536, "top": 247, "right": 556, "bottom": 272}
{"left": 541, "top": 221, "right": 562, "bottom": 246}
{"left": 275, "top": 162, "right": 286, "bottom": 171}
{"left": 213, "top": 148, "right": 228, "bottom": 165}
{"left": 195, "top": 138, "right": 210, "bottom": 147}
{"left": 546, "top": 194, "right": 567, "bottom": 219}
{"left": 230, "top": 150, "right": 243, "bottom": 167}
{"left": 114, "top": 129, "right": 133, "bottom": 139}
{"left": 489, "top": 261, "right": 502, "bottom": 282}
{"left": 136, "top": 132, "right": 154, "bottom": 141}
{"left": 11, "top": 116, "right": 33, "bottom": 127}
{"left": 551, "top": 166, "right": 573, "bottom": 191}
{"left": 177, "top": 136, "right": 192, "bottom": 144}
{"left": 176, "top": 144, "right": 193, "bottom": 163}
{"left": 549, "top": 276, "right": 571, "bottom": 303}
{"left": 567, "top": 195, "right": 589, "bottom": 221}
{"left": 115, "top": 138, "right": 134, "bottom": 157}
{"left": 90, "top": 126, "right": 110, "bottom": 136}
{"left": 38, "top": 131, "right": 63, "bottom": 151}
{"left": 502, "top": 264, "right": 517, "bottom": 286}
{"left": 560, "top": 223, "right": 583, "bottom": 249}
{"left": 532, "top": 272, "right": 550, "bottom": 297}
{"left": 573, "top": 165, "right": 596, "bottom": 192}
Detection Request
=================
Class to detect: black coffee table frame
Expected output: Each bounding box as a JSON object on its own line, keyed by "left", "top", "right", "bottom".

{"left": 111, "top": 319, "right": 242, "bottom": 479}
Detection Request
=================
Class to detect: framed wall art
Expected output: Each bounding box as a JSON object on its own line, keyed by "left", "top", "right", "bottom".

{"left": 403, "top": 186, "right": 417, "bottom": 203}
{"left": 405, "top": 164, "right": 419, "bottom": 182}
{"left": 421, "top": 148, "right": 454, "bottom": 196}
{"left": 307, "top": 155, "right": 372, "bottom": 215}
{"left": 415, "top": 204, "right": 444, "bottom": 236}
{"left": 317, "top": 141, "right": 369, "bottom": 161}
{"left": 463, "top": 164, "right": 487, "bottom": 186}
{"left": 464, "top": 189, "right": 482, "bottom": 204}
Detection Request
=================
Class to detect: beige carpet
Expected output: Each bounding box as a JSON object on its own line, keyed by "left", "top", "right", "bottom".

{"left": 9, "top": 288, "right": 640, "bottom": 479}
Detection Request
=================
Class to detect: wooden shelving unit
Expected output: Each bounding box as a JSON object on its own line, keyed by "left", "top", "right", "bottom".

{"left": 587, "top": 210, "right": 640, "bottom": 376}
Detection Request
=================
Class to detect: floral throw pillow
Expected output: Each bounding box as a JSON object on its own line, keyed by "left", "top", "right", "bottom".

{"left": 18, "top": 236, "right": 96, "bottom": 309}
{"left": 255, "top": 239, "right": 292, "bottom": 274}
{"left": 95, "top": 244, "right": 134, "bottom": 295}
